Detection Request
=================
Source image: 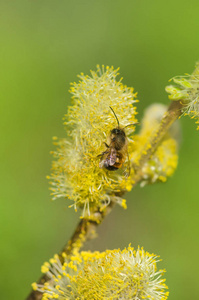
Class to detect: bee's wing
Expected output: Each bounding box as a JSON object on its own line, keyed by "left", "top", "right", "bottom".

{"left": 98, "top": 150, "right": 109, "bottom": 168}
{"left": 99, "top": 158, "right": 105, "bottom": 168}
{"left": 109, "top": 148, "right": 117, "bottom": 166}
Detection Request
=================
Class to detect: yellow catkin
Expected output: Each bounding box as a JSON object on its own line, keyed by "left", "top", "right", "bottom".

{"left": 33, "top": 246, "right": 169, "bottom": 300}
{"left": 118, "top": 104, "right": 179, "bottom": 190}
{"left": 48, "top": 66, "right": 138, "bottom": 216}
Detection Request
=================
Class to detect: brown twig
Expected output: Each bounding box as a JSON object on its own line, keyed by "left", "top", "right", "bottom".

{"left": 25, "top": 204, "right": 114, "bottom": 300}
{"left": 131, "top": 100, "right": 183, "bottom": 186}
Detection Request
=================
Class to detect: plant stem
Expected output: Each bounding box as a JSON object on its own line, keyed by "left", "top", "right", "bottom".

{"left": 25, "top": 204, "right": 114, "bottom": 300}
{"left": 131, "top": 100, "right": 183, "bottom": 185}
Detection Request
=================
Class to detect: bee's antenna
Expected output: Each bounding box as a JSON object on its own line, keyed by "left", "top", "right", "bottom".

{"left": 109, "top": 106, "right": 120, "bottom": 127}
{"left": 123, "top": 122, "right": 139, "bottom": 129}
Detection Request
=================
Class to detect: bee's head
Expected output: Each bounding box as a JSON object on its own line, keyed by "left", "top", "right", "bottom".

{"left": 111, "top": 128, "right": 126, "bottom": 136}
{"left": 110, "top": 128, "right": 126, "bottom": 149}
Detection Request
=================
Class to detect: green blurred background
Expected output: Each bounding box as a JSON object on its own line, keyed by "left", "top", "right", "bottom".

{"left": 1, "top": 1, "right": 199, "bottom": 299}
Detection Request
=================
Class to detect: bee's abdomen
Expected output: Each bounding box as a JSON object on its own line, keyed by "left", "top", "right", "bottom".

{"left": 105, "top": 165, "right": 119, "bottom": 171}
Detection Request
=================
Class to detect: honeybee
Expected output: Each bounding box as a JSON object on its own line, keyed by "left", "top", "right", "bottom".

{"left": 99, "top": 107, "right": 133, "bottom": 173}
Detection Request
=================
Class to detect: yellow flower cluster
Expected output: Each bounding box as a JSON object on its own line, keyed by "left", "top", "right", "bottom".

{"left": 48, "top": 66, "right": 180, "bottom": 217}
{"left": 32, "top": 246, "right": 169, "bottom": 300}
{"left": 117, "top": 104, "right": 179, "bottom": 191}
{"left": 133, "top": 104, "right": 179, "bottom": 186}
{"left": 165, "top": 62, "right": 199, "bottom": 129}
{"left": 48, "top": 66, "right": 138, "bottom": 216}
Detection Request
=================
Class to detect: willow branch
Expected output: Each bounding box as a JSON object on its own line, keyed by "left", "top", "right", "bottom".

{"left": 26, "top": 100, "right": 183, "bottom": 300}
{"left": 25, "top": 203, "right": 114, "bottom": 300}
{"left": 131, "top": 100, "right": 183, "bottom": 185}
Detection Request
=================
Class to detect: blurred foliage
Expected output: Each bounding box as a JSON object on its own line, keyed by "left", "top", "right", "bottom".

{"left": 0, "top": 1, "right": 199, "bottom": 299}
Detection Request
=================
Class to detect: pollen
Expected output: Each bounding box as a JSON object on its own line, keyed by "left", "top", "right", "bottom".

{"left": 48, "top": 65, "right": 138, "bottom": 216}
{"left": 32, "top": 246, "right": 168, "bottom": 300}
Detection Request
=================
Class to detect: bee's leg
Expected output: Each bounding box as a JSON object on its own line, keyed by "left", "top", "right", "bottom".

{"left": 97, "top": 143, "right": 109, "bottom": 158}
{"left": 128, "top": 152, "right": 131, "bottom": 176}
{"left": 97, "top": 150, "right": 109, "bottom": 158}
{"left": 124, "top": 152, "right": 131, "bottom": 178}
{"left": 104, "top": 142, "right": 109, "bottom": 148}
